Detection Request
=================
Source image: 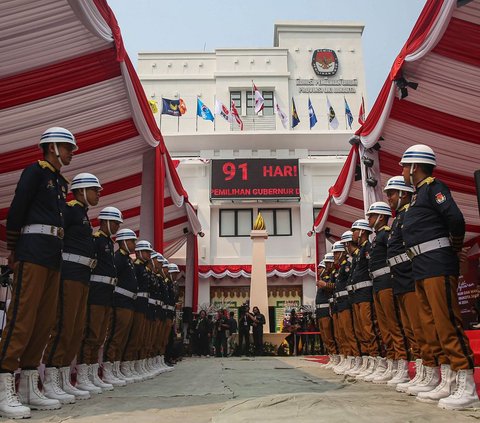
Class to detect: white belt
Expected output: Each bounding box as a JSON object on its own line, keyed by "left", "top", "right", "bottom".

{"left": 62, "top": 253, "right": 97, "bottom": 269}
{"left": 352, "top": 280, "right": 373, "bottom": 291}
{"left": 388, "top": 253, "right": 409, "bottom": 267}
{"left": 316, "top": 303, "right": 329, "bottom": 309}
{"left": 407, "top": 237, "right": 451, "bottom": 259}
{"left": 370, "top": 266, "right": 390, "bottom": 279}
{"left": 21, "top": 224, "right": 64, "bottom": 239}
{"left": 114, "top": 287, "right": 137, "bottom": 299}
{"left": 136, "top": 292, "right": 149, "bottom": 299}
{"left": 148, "top": 298, "right": 156, "bottom": 305}
{"left": 335, "top": 290, "right": 349, "bottom": 298}
{"left": 328, "top": 298, "right": 334, "bottom": 304}
{"left": 90, "top": 274, "right": 116, "bottom": 285}
{"left": 167, "top": 305, "right": 175, "bottom": 311}
{"left": 346, "top": 285, "right": 353, "bottom": 292}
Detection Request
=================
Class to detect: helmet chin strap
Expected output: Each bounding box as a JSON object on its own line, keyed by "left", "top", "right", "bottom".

{"left": 373, "top": 215, "right": 381, "bottom": 231}
{"left": 53, "top": 143, "right": 65, "bottom": 167}
{"left": 122, "top": 240, "right": 132, "bottom": 254}
{"left": 409, "top": 163, "right": 415, "bottom": 187}
{"left": 396, "top": 194, "right": 402, "bottom": 211}
{"left": 83, "top": 188, "right": 92, "bottom": 208}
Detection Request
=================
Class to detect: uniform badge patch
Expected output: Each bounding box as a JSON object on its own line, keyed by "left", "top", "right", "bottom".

{"left": 46, "top": 179, "right": 55, "bottom": 190}
{"left": 435, "top": 192, "right": 446, "bottom": 204}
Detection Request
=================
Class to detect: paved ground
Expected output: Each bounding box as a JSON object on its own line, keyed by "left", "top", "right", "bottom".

{"left": 20, "top": 357, "right": 480, "bottom": 423}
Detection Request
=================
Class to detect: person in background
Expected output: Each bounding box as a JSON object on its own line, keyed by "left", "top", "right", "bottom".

{"left": 283, "top": 309, "right": 301, "bottom": 355}
{"left": 252, "top": 306, "right": 266, "bottom": 356}
{"left": 195, "top": 310, "right": 210, "bottom": 357}
{"left": 227, "top": 311, "right": 238, "bottom": 356}
{"left": 238, "top": 305, "right": 254, "bottom": 356}
{"left": 214, "top": 310, "right": 229, "bottom": 357}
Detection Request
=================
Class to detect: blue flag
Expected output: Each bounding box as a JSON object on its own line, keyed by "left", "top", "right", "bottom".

{"left": 308, "top": 97, "right": 317, "bottom": 129}
{"left": 291, "top": 97, "right": 300, "bottom": 128}
{"left": 196, "top": 98, "right": 214, "bottom": 122}
{"left": 162, "top": 98, "right": 181, "bottom": 116}
{"left": 344, "top": 98, "right": 354, "bottom": 129}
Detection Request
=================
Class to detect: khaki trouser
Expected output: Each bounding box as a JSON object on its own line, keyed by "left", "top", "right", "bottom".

{"left": 44, "top": 279, "right": 89, "bottom": 367}
{"left": 103, "top": 307, "right": 134, "bottom": 363}
{"left": 352, "top": 301, "right": 381, "bottom": 357}
{"left": 153, "top": 319, "right": 166, "bottom": 356}
{"left": 396, "top": 291, "right": 437, "bottom": 366}
{"left": 160, "top": 318, "right": 173, "bottom": 355}
{"left": 317, "top": 316, "right": 337, "bottom": 355}
{"left": 332, "top": 313, "right": 345, "bottom": 355}
{"left": 416, "top": 276, "right": 474, "bottom": 370}
{"left": 337, "top": 308, "right": 360, "bottom": 357}
{"left": 373, "top": 288, "right": 408, "bottom": 360}
{"left": 123, "top": 312, "right": 147, "bottom": 361}
{"left": 78, "top": 304, "right": 111, "bottom": 365}
{"left": 142, "top": 319, "right": 156, "bottom": 358}
{"left": 0, "top": 262, "right": 60, "bottom": 371}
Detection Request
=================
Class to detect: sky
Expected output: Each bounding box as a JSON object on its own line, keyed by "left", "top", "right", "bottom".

{"left": 108, "top": 0, "right": 427, "bottom": 105}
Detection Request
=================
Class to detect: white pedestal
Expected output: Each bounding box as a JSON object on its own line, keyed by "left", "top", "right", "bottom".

{"left": 250, "top": 229, "right": 270, "bottom": 333}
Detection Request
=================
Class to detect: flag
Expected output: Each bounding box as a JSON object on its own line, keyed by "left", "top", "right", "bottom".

{"left": 308, "top": 97, "right": 317, "bottom": 129}
{"left": 253, "top": 82, "right": 264, "bottom": 113}
{"left": 291, "top": 97, "right": 300, "bottom": 128}
{"left": 344, "top": 98, "right": 354, "bottom": 129}
{"left": 231, "top": 100, "right": 243, "bottom": 130}
{"left": 179, "top": 98, "right": 187, "bottom": 115}
{"left": 274, "top": 96, "right": 289, "bottom": 129}
{"left": 215, "top": 99, "right": 232, "bottom": 123}
{"left": 148, "top": 99, "right": 158, "bottom": 114}
{"left": 197, "top": 98, "right": 214, "bottom": 121}
{"left": 326, "top": 97, "right": 339, "bottom": 129}
{"left": 358, "top": 96, "right": 366, "bottom": 125}
{"left": 162, "top": 98, "right": 181, "bottom": 116}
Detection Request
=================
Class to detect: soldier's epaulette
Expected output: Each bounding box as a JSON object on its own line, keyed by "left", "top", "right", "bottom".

{"left": 134, "top": 258, "right": 143, "bottom": 265}
{"left": 38, "top": 160, "right": 56, "bottom": 172}
{"left": 425, "top": 176, "right": 435, "bottom": 185}
{"left": 93, "top": 231, "right": 103, "bottom": 238}
{"left": 67, "top": 200, "right": 83, "bottom": 207}
{"left": 384, "top": 226, "right": 391, "bottom": 231}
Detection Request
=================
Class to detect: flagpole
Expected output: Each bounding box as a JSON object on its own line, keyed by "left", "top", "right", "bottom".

{"left": 213, "top": 95, "right": 216, "bottom": 132}
{"left": 177, "top": 93, "right": 180, "bottom": 133}
{"left": 159, "top": 96, "right": 163, "bottom": 131}
{"left": 195, "top": 96, "right": 198, "bottom": 133}
{"left": 327, "top": 95, "right": 330, "bottom": 131}
{"left": 251, "top": 80, "right": 255, "bottom": 132}
{"left": 344, "top": 96, "right": 347, "bottom": 130}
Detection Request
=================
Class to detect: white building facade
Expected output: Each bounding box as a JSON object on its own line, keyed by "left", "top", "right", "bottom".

{"left": 139, "top": 22, "right": 367, "bottom": 331}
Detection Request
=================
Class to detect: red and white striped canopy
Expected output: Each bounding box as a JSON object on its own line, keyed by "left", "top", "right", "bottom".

{"left": 0, "top": 0, "right": 201, "bottom": 256}
{"left": 314, "top": 0, "right": 480, "bottom": 249}
{"left": 198, "top": 264, "right": 316, "bottom": 279}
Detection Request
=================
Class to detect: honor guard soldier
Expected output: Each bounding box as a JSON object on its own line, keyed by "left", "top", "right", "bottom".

{"left": 365, "top": 202, "right": 408, "bottom": 384}
{"left": 151, "top": 254, "right": 169, "bottom": 371}
{"left": 43, "top": 173, "right": 101, "bottom": 403}
{"left": 383, "top": 176, "right": 436, "bottom": 391}
{"left": 316, "top": 254, "right": 338, "bottom": 370}
{"left": 400, "top": 145, "right": 479, "bottom": 410}
{"left": 332, "top": 239, "right": 361, "bottom": 376}
{"left": 144, "top": 253, "right": 159, "bottom": 375}
{"left": 0, "top": 127, "right": 76, "bottom": 418}
{"left": 163, "top": 263, "right": 179, "bottom": 369}
{"left": 78, "top": 207, "right": 127, "bottom": 389}
{"left": 349, "top": 219, "right": 382, "bottom": 380}
{"left": 103, "top": 229, "right": 139, "bottom": 382}
{"left": 123, "top": 240, "right": 153, "bottom": 380}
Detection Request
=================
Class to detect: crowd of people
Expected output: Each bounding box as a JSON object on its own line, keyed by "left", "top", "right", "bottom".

{"left": 315, "top": 144, "right": 478, "bottom": 411}
{"left": 0, "top": 128, "right": 179, "bottom": 419}
{"left": 189, "top": 305, "right": 267, "bottom": 357}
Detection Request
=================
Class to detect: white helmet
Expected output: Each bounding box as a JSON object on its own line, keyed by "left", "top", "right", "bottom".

{"left": 366, "top": 201, "right": 392, "bottom": 217}
{"left": 331, "top": 241, "right": 345, "bottom": 253}
{"left": 383, "top": 176, "right": 414, "bottom": 193}
{"left": 340, "top": 230, "right": 353, "bottom": 243}
{"left": 150, "top": 251, "right": 160, "bottom": 260}
{"left": 71, "top": 173, "right": 102, "bottom": 191}
{"left": 400, "top": 144, "right": 436, "bottom": 166}
{"left": 351, "top": 219, "right": 373, "bottom": 232}
{"left": 135, "top": 240, "right": 153, "bottom": 252}
{"left": 318, "top": 260, "right": 326, "bottom": 269}
{"left": 115, "top": 229, "right": 137, "bottom": 241}
{"left": 98, "top": 207, "right": 123, "bottom": 223}
{"left": 323, "top": 253, "right": 335, "bottom": 263}
{"left": 162, "top": 258, "right": 170, "bottom": 268}
{"left": 39, "top": 127, "right": 78, "bottom": 151}
{"left": 168, "top": 263, "right": 180, "bottom": 273}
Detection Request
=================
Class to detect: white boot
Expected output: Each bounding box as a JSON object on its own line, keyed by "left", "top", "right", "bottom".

{"left": 126, "top": 361, "right": 143, "bottom": 383}
{"left": 397, "top": 359, "right": 423, "bottom": 393}
{"left": 134, "top": 360, "right": 147, "bottom": 380}
{"left": 75, "top": 364, "right": 102, "bottom": 394}
{"left": 42, "top": 367, "right": 76, "bottom": 404}
{"left": 324, "top": 355, "right": 339, "bottom": 370}
{"left": 388, "top": 359, "right": 410, "bottom": 386}
{"left": 319, "top": 355, "right": 332, "bottom": 368}
{"left": 161, "top": 356, "right": 174, "bottom": 371}
{"left": 438, "top": 369, "right": 480, "bottom": 410}
{"left": 336, "top": 356, "right": 355, "bottom": 375}
{"left": 102, "top": 362, "right": 125, "bottom": 387}
{"left": 154, "top": 356, "right": 167, "bottom": 375}
{"left": 332, "top": 356, "right": 346, "bottom": 374}
{"left": 407, "top": 366, "right": 440, "bottom": 396}
{"left": 17, "top": 370, "right": 61, "bottom": 410}
{"left": 417, "top": 364, "right": 456, "bottom": 403}
{"left": 356, "top": 356, "right": 376, "bottom": 380}
{"left": 0, "top": 372, "right": 31, "bottom": 419}
{"left": 364, "top": 357, "right": 386, "bottom": 382}
{"left": 59, "top": 366, "right": 90, "bottom": 400}
{"left": 373, "top": 359, "right": 395, "bottom": 384}
{"left": 89, "top": 363, "right": 114, "bottom": 391}
{"left": 141, "top": 359, "right": 154, "bottom": 379}
{"left": 118, "top": 362, "right": 136, "bottom": 384}
{"left": 345, "top": 356, "right": 363, "bottom": 377}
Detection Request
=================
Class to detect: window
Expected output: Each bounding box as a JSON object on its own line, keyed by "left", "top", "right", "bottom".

{"left": 230, "top": 91, "right": 242, "bottom": 115}
{"left": 219, "top": 209, "right": 253, "bottom": 237}
{"left": 263, "top": 91, "right": 274, "bottom": 116}
{"left": 259, "top": 208, "right": 292, "bottom": 236}
{"left": 246, "top": 91, "right": 255, "bottom": 115}
{"left": 313, "top": 207, "right": 322, "bottom": 222}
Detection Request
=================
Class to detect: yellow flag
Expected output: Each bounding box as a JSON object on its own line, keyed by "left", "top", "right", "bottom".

{"left": 148, "top": 99, "right": 158, "bottom": 114}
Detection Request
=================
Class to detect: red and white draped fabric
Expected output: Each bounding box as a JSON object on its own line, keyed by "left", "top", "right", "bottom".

{"left": 198, "top": 264, "right": 316, "bottom": 279}
{"left": 0, "top": 0, "right": 201, "bottom": 257}
{"left": 314, "top": 0, "right": 480, "bottom": 250}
